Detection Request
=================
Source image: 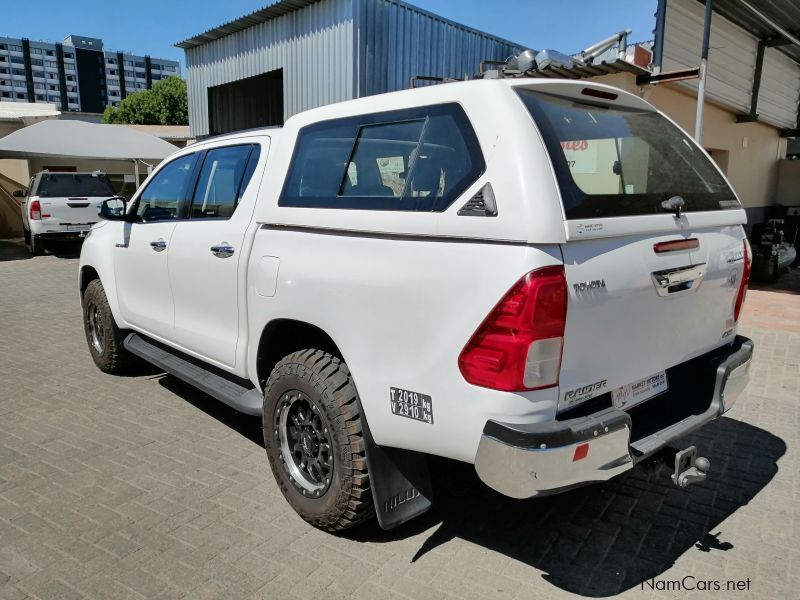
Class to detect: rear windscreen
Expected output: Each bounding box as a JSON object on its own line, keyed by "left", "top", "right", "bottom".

{"left": 517, "top": 90, "right": 740, "bottom": 220}
{"left": 36, "top": 173, "right": 116, "bottom": 198}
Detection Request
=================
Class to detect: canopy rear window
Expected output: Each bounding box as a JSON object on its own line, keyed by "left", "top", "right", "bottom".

{"left": 36, "top": 173, "right": 116, "bottom": 198}
{"left": 517, "top": 89, "right": 740, "bottom": 220}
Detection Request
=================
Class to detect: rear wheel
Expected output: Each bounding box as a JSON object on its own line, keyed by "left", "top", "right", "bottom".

{"left": 25, "top": 230, "right": 44, "bottom": 256}
{"left": 263, "top": 349, "right": 375, "bottom": 531}
{"left": 82, "top": 279, "right": 135, "bottom": 374}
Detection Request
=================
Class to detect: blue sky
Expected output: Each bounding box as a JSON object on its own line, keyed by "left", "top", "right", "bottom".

{"left": 3, "top": 0, "right": 658, "bottom": 70}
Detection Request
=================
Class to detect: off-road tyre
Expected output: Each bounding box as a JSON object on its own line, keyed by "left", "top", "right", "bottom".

{"left": 82, "top": 279, "right": 136, "bottom": 374}
{"left": 26, "top": 230, "right": 44, "bottom": 256}
{"left": 263, "top": 349, "right": 375, "bottom": 531}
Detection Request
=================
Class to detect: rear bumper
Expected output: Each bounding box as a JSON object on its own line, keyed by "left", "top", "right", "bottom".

{"left": 474, "top": 335, "right": 753, "bottom": 499}
{"left": 34, "top": 228, "right": 95, "bottom": 241}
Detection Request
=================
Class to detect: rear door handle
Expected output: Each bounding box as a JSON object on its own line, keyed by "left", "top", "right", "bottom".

{"left": 150, "top": 239, "right": 167, "bottom": 252}
{"left": 651, "top": 263, "right": 706, "bottom": 296}
{"left": 210, "top": 243, "right": 235, "bottom": 258}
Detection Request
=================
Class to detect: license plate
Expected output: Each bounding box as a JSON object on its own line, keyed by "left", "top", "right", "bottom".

{"left": 612, "top": 371, "right": 668, "bottom": 410}
{"left": 65, "top": 224, "right": 91, "bottom": 232}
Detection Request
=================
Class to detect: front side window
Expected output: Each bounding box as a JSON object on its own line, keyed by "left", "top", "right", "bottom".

{"left": 517, "top": 89, "right": 739, "bottom": 219}
{"left": 189, "top": 144, "right": 260, "bottom": 219}
{"left": 280, "top": 103, "right": 484, "bottom": 211}
{"left": 136, "top": 154, "right": 196, "bottom": 221}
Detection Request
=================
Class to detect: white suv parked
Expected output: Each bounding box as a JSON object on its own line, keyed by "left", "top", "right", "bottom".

{"left": 22, "top": 171, "right": 117, "bottom": 255}
{"left": 79, "top": 79, "right": 754, "bottom": 531}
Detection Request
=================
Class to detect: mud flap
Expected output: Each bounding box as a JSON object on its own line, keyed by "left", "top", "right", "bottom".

{"left": 361, "top": 413, "right": 433, "bottom": 530}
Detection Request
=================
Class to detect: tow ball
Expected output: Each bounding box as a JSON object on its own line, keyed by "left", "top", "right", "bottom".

{"left": 664, "top": 445, "right": 710, "bottom": 488}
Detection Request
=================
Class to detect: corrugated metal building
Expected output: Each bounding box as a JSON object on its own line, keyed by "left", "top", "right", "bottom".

{"left": 177, "top": 0, "right": 522, "bottom": 137}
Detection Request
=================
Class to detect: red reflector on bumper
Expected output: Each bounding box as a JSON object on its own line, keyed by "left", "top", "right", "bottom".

{"left": 573, "top": 443, "right": 589, "bottom": 461}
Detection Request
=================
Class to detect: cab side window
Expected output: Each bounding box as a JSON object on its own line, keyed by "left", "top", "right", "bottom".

{"left": 137, "top": 154, "right": 196, "bottom": 221}
{"left": 188, "top": 144, "right": 260, "bottom": 220}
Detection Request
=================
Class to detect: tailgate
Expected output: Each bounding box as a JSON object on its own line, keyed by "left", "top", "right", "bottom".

{"left": 559, "top": 226, "right": 746, "bottom": 411}
{"left": 38, "top": 196, "right": 105, "bottom": 228}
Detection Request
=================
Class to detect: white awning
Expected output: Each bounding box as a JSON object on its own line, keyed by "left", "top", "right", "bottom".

{"left": 0, "top": 119, "right": 178, "bottom": 161}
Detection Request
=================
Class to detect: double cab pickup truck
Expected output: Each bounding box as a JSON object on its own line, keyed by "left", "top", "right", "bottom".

{"left": 79, "top": 79, "right": 754, "bottom": 531}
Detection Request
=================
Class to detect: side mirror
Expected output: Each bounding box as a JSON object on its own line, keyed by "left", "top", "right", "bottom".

{"left": 12, "top": 189, "right": 25, "bottom": 198}
{"left": 98, "top": 197, "right": 129, "bottom": 221}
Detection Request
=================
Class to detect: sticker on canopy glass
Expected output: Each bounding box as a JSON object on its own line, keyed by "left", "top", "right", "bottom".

{"left": 612, "top": 371, "right": 668, "bottom": 410}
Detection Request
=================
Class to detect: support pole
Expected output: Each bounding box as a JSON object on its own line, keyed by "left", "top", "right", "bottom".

{"left": 134, "top": 159, "right": 140, "bottom": 188}
{"left": 652, "top": 0, "right": 667, "bottom": 75}
{"left": 694, "top": 0, "right": 713, "bottom": 143}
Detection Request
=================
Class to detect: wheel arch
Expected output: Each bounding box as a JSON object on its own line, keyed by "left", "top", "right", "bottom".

{"left": 79, "top": 265, "right": 100, "bottom": 296}
{"left": 256, "top": 318, "right": 344, "bottom": 389}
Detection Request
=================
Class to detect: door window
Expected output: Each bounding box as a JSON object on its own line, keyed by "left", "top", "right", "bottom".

{"left": 136, "top": 154, "right": 196, "bottom": 221}
{"left": 188, "top": 144, "right": 259, "bottom": 219}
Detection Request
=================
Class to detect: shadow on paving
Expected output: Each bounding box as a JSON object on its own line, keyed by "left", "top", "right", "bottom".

{"left": 150, "top": 375, "right": 784, "bottom": 597}
{"left": 0, "top": 240, "right": 83, "bottom": 261}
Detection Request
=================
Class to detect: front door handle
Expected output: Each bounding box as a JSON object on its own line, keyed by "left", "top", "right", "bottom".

{"left": 210, "top": 243, "right": 235, "bottom": 258}
{"left": 150, "top": 238, "right": 167, "bottom": 252}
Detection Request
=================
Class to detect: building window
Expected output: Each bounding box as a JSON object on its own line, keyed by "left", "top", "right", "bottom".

{"left": 10, "top": 45, "right": 23, "bottom": 52}
{"left": 31, "top": 47, "right": 42, "bottom": 55}
{"left": 135, "top": 61, "right": 145, "bottom": 68}
{"left": 66, "top": 75, "right": 75, "bottom": 81}
{"left": 16, "top": 92, "right": 26, "bottom": 99}
{"left": 124, "top": 70, "right": 134, "bottom": 78}
{"left": 151, "top": 63, "right": 161, "bottom": 71}
{"left": 64, "top": 52, "right": 74, "bottom": 59}
{"left": 64, "top": 64, "right": 74, "bottom": 72}
{"left": 33, "top": 82, "right": 44, "bottom": 90}
{"left": 163, "top": 65, "right": 176, "bottom": 72}
{"left": 123, "top": 60, "right": 133, "bottom": 67}
{"left": 48, "top": 84, "right": 57, "bottom": 91}
{"left": 36, "top": 94, "right": 46, "bottom": 101}
{"left": 1, "top": 91, "right": 10, "bottom": 98}
{"left": 47, "top": 73, "right": 56, "bottom": 80}
{"left": 45, "top": 49, "right": 54, "bottom": 56}
{"left": 0, "top": 44, "right": 6, "bottom": 50}
{"left": 12, "top": 68, "right": 25, "bottom": 76}
{"left": 45, "top": 60, "right": 57, "bottom": 68}
{"left": 0, "top": 79, "right": 10, "bottom": 86}
{"left": 11, "top": 56, "right": 23, "bottom": 64}
{"left": 0, "top": 68, "right": 7, "bottom": 74}
{"left": 31, "top": 58, "right": 43, "bottom": 67}
{"left": 107, "top": 58, "right": 116, "bottom": 64}
{"left": 108, "top": 69, "right": 117, "bottom": 76}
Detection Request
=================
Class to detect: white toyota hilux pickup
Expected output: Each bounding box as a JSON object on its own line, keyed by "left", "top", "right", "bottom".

{"left": 22, "top": 171, "right": 117, "bottom": 255}
{"left": 79, "top": 79, "right": 753, "bottom": 531}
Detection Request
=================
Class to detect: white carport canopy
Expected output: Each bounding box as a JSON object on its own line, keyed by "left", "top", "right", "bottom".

{"left": 0, "top": 119, "right": 177, "bottom": 161}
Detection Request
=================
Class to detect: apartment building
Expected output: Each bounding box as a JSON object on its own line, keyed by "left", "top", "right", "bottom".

{"left": 0, "top": 34, "right": 180, "bottom": 113}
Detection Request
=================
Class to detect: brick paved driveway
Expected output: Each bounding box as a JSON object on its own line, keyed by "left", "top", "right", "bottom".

{"left": 1, "top": 241, "right": 798, "bottom": 600}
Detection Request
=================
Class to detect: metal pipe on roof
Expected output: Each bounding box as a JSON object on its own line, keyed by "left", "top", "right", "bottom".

{"left": 738, "top": 0, "right": 800, "bottom": 48}
{"left": 695, "top": 0, "right": 714, "bottom": 142}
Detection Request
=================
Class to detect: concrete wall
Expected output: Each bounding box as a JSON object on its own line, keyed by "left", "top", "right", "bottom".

{"left": 592, "top": 72, "right": 786, "bottom": 213}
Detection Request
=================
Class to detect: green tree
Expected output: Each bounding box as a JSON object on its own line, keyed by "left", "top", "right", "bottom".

{"left": 103, "top": 76, "right": 188, "bottom": 125}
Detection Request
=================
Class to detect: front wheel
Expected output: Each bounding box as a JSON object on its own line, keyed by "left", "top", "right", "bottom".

{"left": 82, "top": 279, "right": 136, "bottom": 374}
{"left": 263, "top": 349, "right": 375, "bottom": 531}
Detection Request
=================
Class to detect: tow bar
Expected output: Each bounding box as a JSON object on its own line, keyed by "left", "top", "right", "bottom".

{"left": 664, "top": 445, "right": 710, "bottom": 488}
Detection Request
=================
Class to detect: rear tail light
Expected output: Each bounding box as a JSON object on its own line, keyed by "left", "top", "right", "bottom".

{"left": 29, "top": 199, "right": 42, "bottom": 220}
{"left": 733, "top": 239, "right": 751, "bottom": 322}
{"left": 458, "top": 266, "right": 567, "bottom": 391}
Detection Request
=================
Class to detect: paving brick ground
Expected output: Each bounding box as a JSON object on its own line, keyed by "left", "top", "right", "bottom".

{"left": 0, "top": 241, "right": 798, "bottom": 600}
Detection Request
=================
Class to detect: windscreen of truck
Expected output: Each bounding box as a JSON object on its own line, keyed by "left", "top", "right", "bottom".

{"left": 36, "top": 173, "right": 116, "bottom": 198}
{"left": 516, "top": 89, "right": 741, "bottom": 220}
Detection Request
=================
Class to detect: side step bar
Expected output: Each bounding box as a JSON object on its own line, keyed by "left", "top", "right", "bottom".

{"left": 123, "top": 333, "right": 263, "bottom": 416}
